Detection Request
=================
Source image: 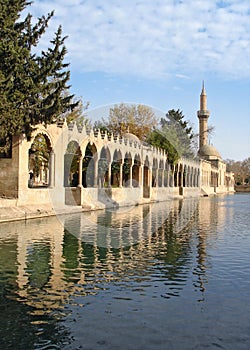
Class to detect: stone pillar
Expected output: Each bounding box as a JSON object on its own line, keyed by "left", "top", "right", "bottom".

{"left": 180, "top": 169, "right": 184, "bottom": 188}
{"left": 149, "top": 166, "right": 152, "bottom": 190}
{"left": 94, "top": 155, "right": 98, "bottom": 188}
{"left": 171, "top": 169, "right": 175, "bottom": 187}
{"left": 39, "top": 163, "right": 44, "bottom": 183}
{"left": 166, "top": 170, "right": 169, "bottom": 187}
{"left": 119, "top": 162, "right": 123, "bottom": 188}
{"left": 108, "top": 161, "right": 112, "bottom": 187}
{"left": 129, "top": 162, "right": 133, "bottom": 188}
{"left": 155, "top": 168, "right": 159, "bottom": 187}
{"left": 78, "top": 156, "right": 83, "bottom": 187}
{"left": 140, "top": 163, "right": 144, "bottom": 188}
{"left": 49, "top": 151, "right": 55, "bottom": 187}
{"left": 161, "top": 169, "right": 164, "bottom": 187}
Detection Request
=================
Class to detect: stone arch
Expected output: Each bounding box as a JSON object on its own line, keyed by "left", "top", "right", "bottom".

{"left": 174, "top": 164, "right": 179, "bottom": 187}
{"left": 183, "top": 165, "right": 187, "bottom": 187}
{"left": 164, "top": 160, "right": 170, "bottom": 187}
{"left": 123, "top": 151, "right": 132, "bottom": 187}
{"left": 98, "top": 146, "right": 111, "bottom": 187}
{"left": 158, "top": 159, "right": 164, "bottom": 187}
{"left": 82, "top": 142, "right": 97, "bottom": 187}
{"left": 190, "top": 166, "right": 194, "bottom": 187}
{"left": 169, "top": 163, "right": 175, "bottom": 187}
{"left": 111, "top": 149, "right": 123, "bottom": 187}
{"left": 197, "top": 168, "right": 200, "bottom": 187}
{"left": 187, "top": 165, "right": 191, "bottom": 187}
{"left": 193, "top": 168, "right": 197, "bottom": 187}
{"left": 152, "top": 158, "right": 158, "bottom": 187}
{"left": 64, "top": 140, "right": 81, "bottom": 187}
{"left": 132, "top": 153, "right": 141, "bottom": 187}
{"left": 28, "top": 133, "right": 53, "bottom": 188}
{"left": 178, "top": 163, "right": 183, "bottom": 187}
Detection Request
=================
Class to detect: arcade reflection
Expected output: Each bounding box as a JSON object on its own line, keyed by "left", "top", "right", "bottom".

{"left": 0, "top": 197, "right": 232, "bottom": 348}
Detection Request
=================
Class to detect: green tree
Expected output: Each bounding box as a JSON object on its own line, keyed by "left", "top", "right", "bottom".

{"left": 147, "top": 128, "right": 180, "bottom": 165}
{"left": 225, "top": 158, "right": 250, "bottom": 185}
{"left": 148, "top": 109, "right": 196, "bottom": 164}
{"left": 101, "top": 103, "right": 158, "bottom": 141}
{"left": 0, "top": 0, "right": 78, "bottom": 149}
{"left": 65, "top": 98, "right": 90, "bottom": 127}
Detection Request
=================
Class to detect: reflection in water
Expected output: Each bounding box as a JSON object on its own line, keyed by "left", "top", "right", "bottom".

{"left": 0, "top": 195, "right": 249, "bottom": 349}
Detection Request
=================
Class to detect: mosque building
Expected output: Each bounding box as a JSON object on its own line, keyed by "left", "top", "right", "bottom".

{"left": 197, "top": 83, "right": 234, "bottom": 195}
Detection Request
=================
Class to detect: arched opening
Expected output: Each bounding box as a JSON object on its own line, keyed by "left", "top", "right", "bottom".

{"left": 28, "top": 133, "right": 52, "bottom": 188}
{"left": 174, "top": 164, "right": 178, "bottom": 187}
{"left": 178, "top": 164, "right": 183, "bottom": 187}
{"left": 98, "top": 147, "right": 111, "bottom": 188}
{"left": 158, "top": 160, "right": 164, "bottom": 187}
{"left": 64, "top": 141, "right": 81, "bottom": 187}
{"left": 197, "top": 169, "right": 200, "bottom": 187}
{"left": 123, "top": 152, "right": 132, "bottom": 187}
{"left": 183, "top": 165, "right": 187, "bottom": 187}
{"left": 82, "top": 143, "right": 97, "bottom": 187}
{"left": 170, "top": 164, "right": 175, "bottom": 187}
{"left": 187, "top": 166, "right": 191, "bottom": 187}
{"left": 152, "top": 158, "right": 158, "bottom": 187}
{"left": 143, "top": 156, "right": 150, "bottom": 198}
{"left": 190, "top": 167, "right": 194, "bottom": 187}
{"left": 132, "top": 154, "right": 141, "bottom": 187}
{"left": 111, "top": 149, "right": 122, "bottom": 187}
{"left": 178, "top": 163, "right": 183, "bottom": 195}
{"left": 164, "top": 161, "right": 169, "bottom": 187}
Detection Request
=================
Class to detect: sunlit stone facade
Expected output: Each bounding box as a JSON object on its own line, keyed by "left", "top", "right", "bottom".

{"left": 0, "top": 86, "right": 234, "bottom": 210}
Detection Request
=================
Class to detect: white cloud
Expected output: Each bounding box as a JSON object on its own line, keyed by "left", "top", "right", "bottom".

{"left": 27, "top": 0, "right": 250, "bottom": 80}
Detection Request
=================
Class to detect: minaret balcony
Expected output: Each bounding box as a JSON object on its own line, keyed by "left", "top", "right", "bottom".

{"left": 197, "top": 110, "right": 210, "bottom": 117}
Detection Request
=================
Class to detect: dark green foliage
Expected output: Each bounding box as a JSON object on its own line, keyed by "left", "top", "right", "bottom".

{"left": 147, "top": 129, "right": 180, "bottom": 165}
{"left": 0, "top": 0, "right": 78, "bottom": 147}
{"left": 148, "top": 109, "right": 196, "bottom": 164}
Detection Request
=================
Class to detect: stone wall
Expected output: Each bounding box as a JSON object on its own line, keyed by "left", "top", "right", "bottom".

{"left": 235, "top": 185, "right": 250, "bottom": 193}
{"left": 0, "top": 136, "right": 20, "bottom": 198}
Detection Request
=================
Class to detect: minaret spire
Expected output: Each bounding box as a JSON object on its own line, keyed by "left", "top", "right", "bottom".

{"left": 197, "top": 81, "right": 210, "bottom": 149}
{"left": 200, "top": 80, "right": 207, "bottom": 111}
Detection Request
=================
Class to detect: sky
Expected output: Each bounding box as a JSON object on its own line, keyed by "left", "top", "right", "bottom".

{"left": 26, "top": 0, "right": 250, "bottom": 161}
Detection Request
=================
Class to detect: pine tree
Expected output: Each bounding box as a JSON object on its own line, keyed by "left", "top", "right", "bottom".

{"left": 147, "top": 109, "right": 196, "bottom": 164}
{"left": 0, "top": 0, "right": 78, "bottom": 149}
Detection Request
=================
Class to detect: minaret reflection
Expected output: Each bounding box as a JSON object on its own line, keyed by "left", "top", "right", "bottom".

{"left": 193, "top": 196, "right": 230, "bottom": 301}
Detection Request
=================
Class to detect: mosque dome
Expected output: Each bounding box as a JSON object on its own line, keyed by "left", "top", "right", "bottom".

{"left": 123, "top": 132, "right": 141, "bottom": 144}
{"left": 198, "top": 144, "right": 221, "bottom": 159}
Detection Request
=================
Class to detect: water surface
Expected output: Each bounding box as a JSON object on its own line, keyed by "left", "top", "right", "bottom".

{"left": 0, "top": 194, "right": 250, "bottom": 349}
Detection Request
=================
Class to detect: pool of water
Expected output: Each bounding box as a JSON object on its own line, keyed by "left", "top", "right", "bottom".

{"left": 0, "top": 194, "right": 250, "bottom": 349}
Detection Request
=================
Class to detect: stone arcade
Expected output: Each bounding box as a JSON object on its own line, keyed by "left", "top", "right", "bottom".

{"left": 0, "top": 86, "right": 234, "bottom": 213}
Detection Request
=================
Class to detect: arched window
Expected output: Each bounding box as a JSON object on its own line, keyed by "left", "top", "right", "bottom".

{"left": 28, "top": 133, "right": 52, "bottom": 188}
{"left": 83, "top": 143, "right": 97, "bottom": 187}
{"left": 64, "top": 141, "right": 81, "bottom": 187}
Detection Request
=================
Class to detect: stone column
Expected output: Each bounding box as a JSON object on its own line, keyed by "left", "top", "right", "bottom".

{"left": 119, "top": 162, "right": 123, "bottom": 188}
{"left": 140, "top": 163, "right": 144, "bottom": 188}
{"left": 149, "top": 166, "right": 152, "bottom": 190}
{"left": 108, "top": 161, "right": 112, "bottom": 187}
{"left": 129, "top": 162, "right": 133, "bottom": 188}
{"left": 78, "top": 156, "right": 83, "bottom": 187}
{"left": 180, "top": 169, "right": 184, "bottom": 188}
{"left": 94, "top": 155, "right": 98, "bottom": 188}
{"left": 161, "top": 169, "right": 164, "bottom": 187}
{"left": 49, "top": 151, "right": 55, "bottom": 188}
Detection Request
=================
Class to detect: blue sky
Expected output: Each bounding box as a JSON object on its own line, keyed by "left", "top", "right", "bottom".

{"left": 27, "top": 0, "right": 250, "bottom": 160}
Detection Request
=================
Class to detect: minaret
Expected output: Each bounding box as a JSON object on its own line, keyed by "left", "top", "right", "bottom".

{"left": 197, "top": 81, "right": 210, "bottom": 150}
